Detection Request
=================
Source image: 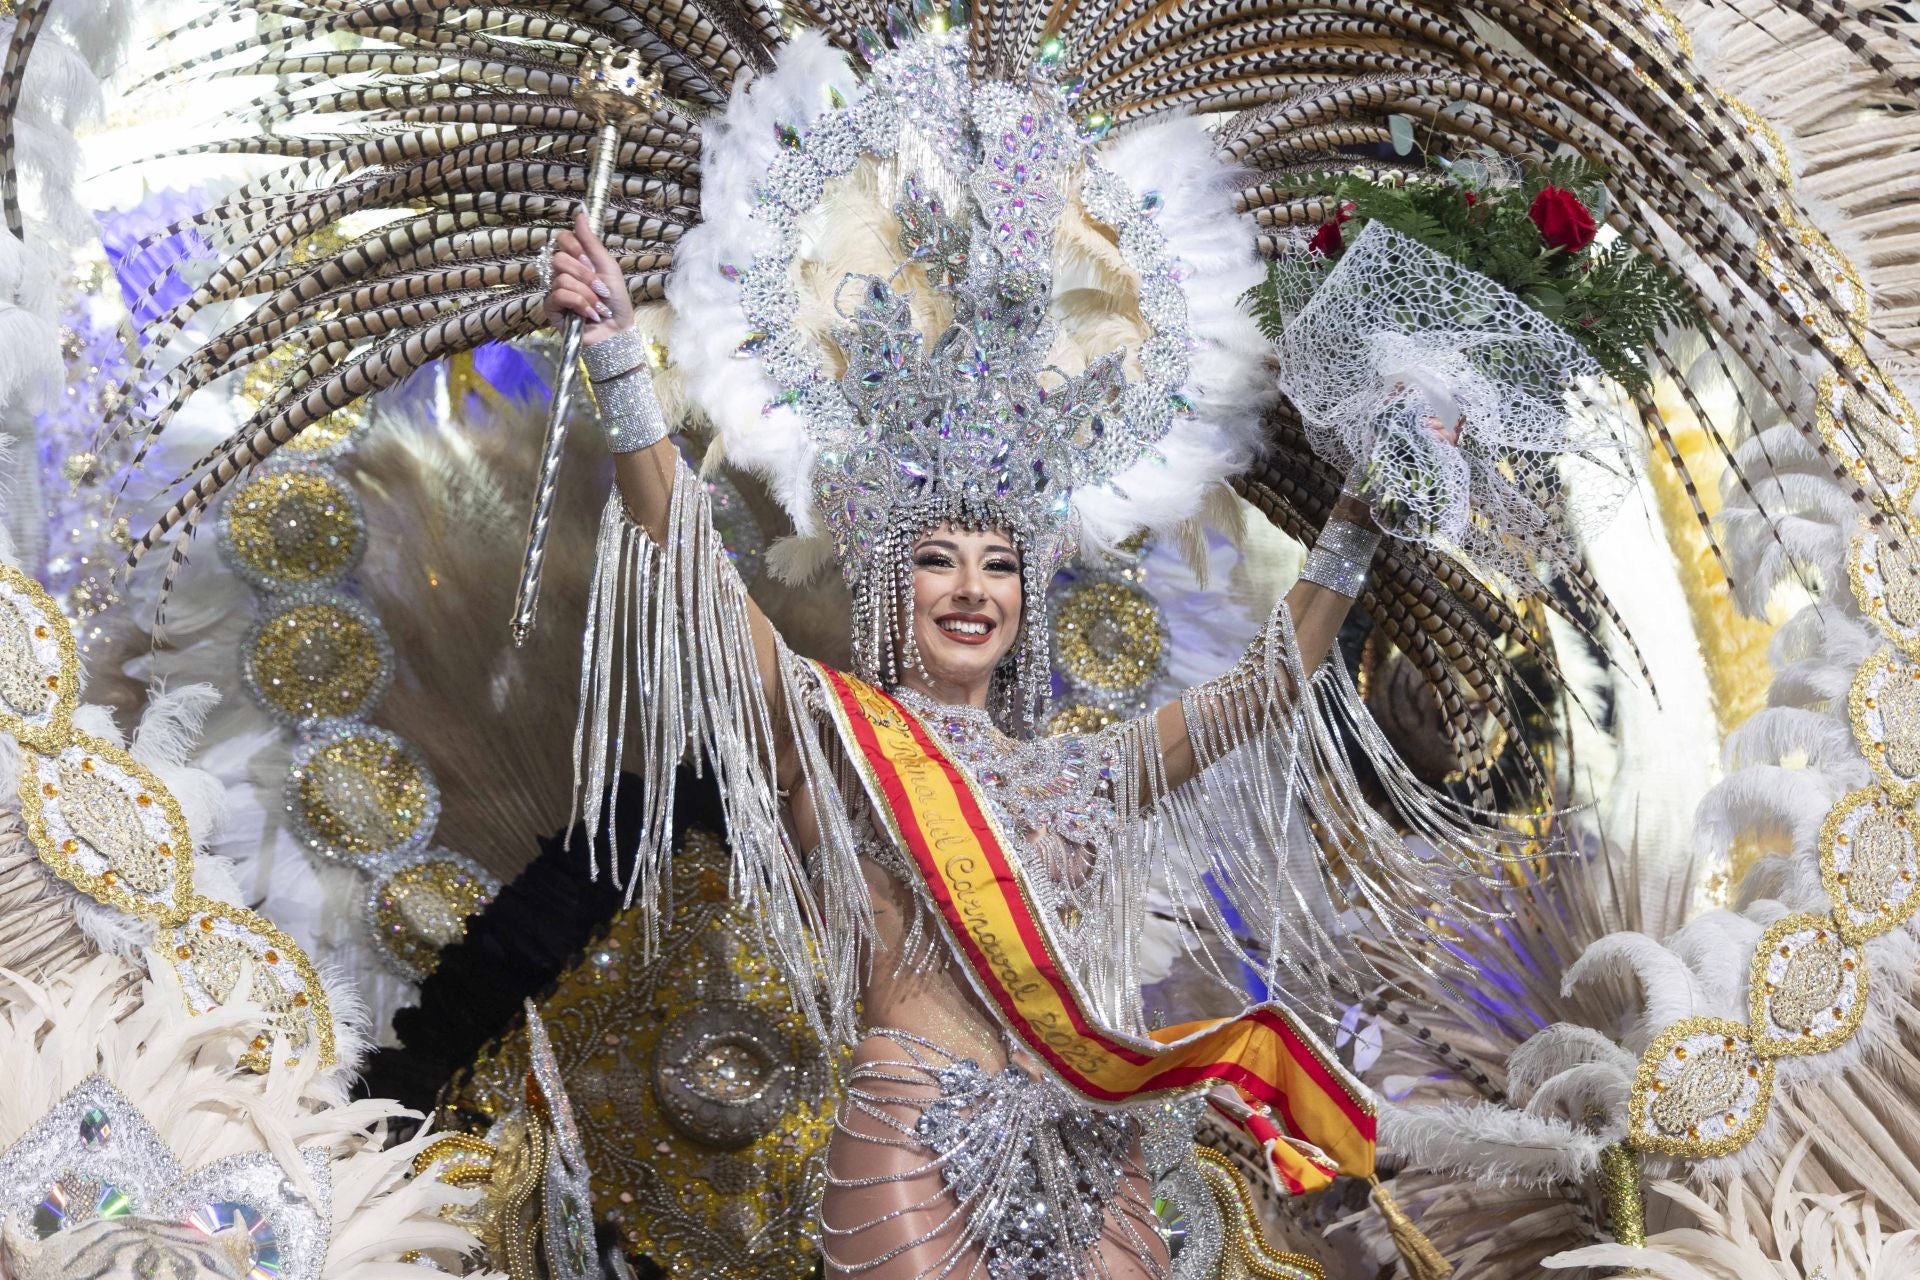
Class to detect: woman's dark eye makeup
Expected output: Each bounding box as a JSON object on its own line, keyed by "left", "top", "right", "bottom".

{"left": 910, "top": 544, "right": 1020, "bottom": 574}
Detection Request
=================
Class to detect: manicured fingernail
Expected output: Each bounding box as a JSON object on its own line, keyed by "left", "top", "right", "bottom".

{"left": 591, "top": 279, "right": 611, "bottom": 299}
{"left": 579, "top": 254, "right": 594, "bottom": 269}
{"left": 596, "top": 303, "right": 614, "bottom": 319}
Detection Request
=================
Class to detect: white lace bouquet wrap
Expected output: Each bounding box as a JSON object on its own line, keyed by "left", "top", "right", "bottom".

{"left": 1273, "top": 222, "right": 1637, "bottom": 586}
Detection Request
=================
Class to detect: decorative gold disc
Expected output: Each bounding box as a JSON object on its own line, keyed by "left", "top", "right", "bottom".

{"left": 285, "top": 725, "right": 440, "bottom": 866}
{"left": 218, "top": 463, "right": 366, "bottom": 589}
{"left": 242, "top": 594, "right": 393, "bottom": 725}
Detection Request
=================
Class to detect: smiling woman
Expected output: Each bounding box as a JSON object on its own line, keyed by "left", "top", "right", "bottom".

{"left": 545, "top": 90, "right": 1498, "bottom": 1267}
{"left": 906, "top": 528, "right": 1025, "bottom": 708}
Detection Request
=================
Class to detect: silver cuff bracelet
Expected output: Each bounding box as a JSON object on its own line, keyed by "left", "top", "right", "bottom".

{"left": 594, "top": 369, "right": 667, "bottom": 454}
{"left": 1299, "top": 518, "right": 1381, "bottom": 599}
{"left": 583, "top": 328, "right": 647, "bottom": 382}
{"left": 584, "top": 330, "right": 667, "bottom": 453}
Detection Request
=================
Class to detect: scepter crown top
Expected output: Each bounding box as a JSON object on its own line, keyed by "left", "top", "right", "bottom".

{"left": 573, "top": 51, "right": 663, "bottom": 124}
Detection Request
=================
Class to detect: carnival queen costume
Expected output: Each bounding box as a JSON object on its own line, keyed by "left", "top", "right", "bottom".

{"left": 559, "top": 23, "right": 1513, "bottom": 1278}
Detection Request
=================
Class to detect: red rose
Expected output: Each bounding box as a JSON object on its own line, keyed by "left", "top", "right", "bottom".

{"left": 1463, "top": 191, "right": 1478, "bottom": 207}
{"left": 1308, "top": 220, "right": 1343, "bottom": 257}
{"left": 1528, "top": 185, "right": 1597, "bottom": 252}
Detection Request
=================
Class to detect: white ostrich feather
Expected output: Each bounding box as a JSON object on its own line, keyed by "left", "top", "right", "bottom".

{"left": 1523, "top": 1063, "right": 1633, "bottom": 1130}
{"left": 1561, "top": 931, "right": 1709, "bottom": 1035}
{"left": 1378, "top": 1100, "right": 1611, "bottom": 1187}
{"left": 668, "top": 31, "right": 854, "bottom": 535}
{"left": 1692, "top": 766, "right": 1846, "bottom": 865}
{"left": 1505, "top": 1023, "right": 1638, "bottom": 1100}
{"left": 1069, "top": 114, "right": 1272, "bottom": 551}
{"left": 1721, "top": 707, "right": 1865, "bottom": 776}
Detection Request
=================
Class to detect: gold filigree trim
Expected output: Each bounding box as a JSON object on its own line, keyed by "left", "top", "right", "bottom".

{"left": 415, "top": 1133, "right": 500, "bottom": 1185}
{"left": 1818, "top": 374, "right": 1920, "bottom": 514}
{"left": 1755, "top": 215, "right": 1870, "bottom": 349}
{"left": 0, "top": 571, "right": 80, "bottom": 751}
{"left": 18, "top": 733, "right": 196, "bottom": 920}
{"left": 1850, "top": 647, "right": 1920, "bottom": 799}
{"left": 1747, "top": 913, "right": 1868, "bottom": 1057}
{"left": 1, "top": 561, "right": 335, "bottom": 1069}
{"left": 1717, "top": 93, "right": 1790, "bottom": 193}
{"left": 1626, "top": 1019, "right": 1774, "bottom": 1159}
{"left": 1818, "top": 787, "right": 1920, "bottom": 942}
{"left": 1850, "top": 525, "right": 1920, "bottom": 659}
{"left": 159, "top": 899, "right": 336, "bottom": 1071}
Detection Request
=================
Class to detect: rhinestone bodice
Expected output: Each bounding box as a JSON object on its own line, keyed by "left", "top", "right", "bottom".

{"left": 870, "top": 689, "right": 1140, "bottom": 1021}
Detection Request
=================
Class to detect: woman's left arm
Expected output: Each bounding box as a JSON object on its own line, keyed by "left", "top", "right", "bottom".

{"left": 1150, "top": 489, "right": 1380, "bottom": 795}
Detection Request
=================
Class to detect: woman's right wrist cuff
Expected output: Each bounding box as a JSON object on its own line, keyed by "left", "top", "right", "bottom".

{"left": 584, "top": 328, "right": 647, "bottom": 381}
{"left": 585, "top": 330, "right": 666, "bottom": 453}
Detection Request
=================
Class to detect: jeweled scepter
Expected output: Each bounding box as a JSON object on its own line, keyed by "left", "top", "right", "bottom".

{"left": 510, "top": 52, "right": 661, "bottom": 646}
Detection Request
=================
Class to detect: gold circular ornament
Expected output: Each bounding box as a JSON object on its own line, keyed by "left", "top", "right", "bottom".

{"left": 1747, "top": 912, "right": 1868, "bottom": 1057}
{"left": 19, "top": 733, "right": 197, "bottom": 923}
{"left": 1050, "top": 574, "right": 1167, "bottom": 699}
{"left": 1849, "top": 647, "right": 1920, "bottom": 800}
{"left": 285, "top": 725, "right": 440, "bottom": 866}
{"left": 1819, "top": 787, "right": 1920, "bottom": 942}
{"left": 242, "top": 593, "right": 393, "bottom": 725}
{"left": 217, "top": 463, "right": 366, "bottom": 589}
{"left": 1627, "top": 1018, "right": 1773, "bottom": 1158}
{"left": 365, "top": 848, "right": 500, "bottom": 980}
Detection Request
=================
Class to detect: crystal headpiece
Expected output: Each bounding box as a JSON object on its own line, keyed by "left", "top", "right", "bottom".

{"left": 671, "top": 18, "right": 1270, "bottom": 699}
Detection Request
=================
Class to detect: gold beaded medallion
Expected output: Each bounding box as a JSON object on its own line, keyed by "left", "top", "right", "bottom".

{"left": 285, "top": 725, "right": 440, "bottom": 865}
{"left": 0, "top": 562, "right": 333, "bottom": 1069}
{"left": 1052, "top": 576, "right": 1167, "bottom": 697}
{"left": 1850, "top": 522, "right": 1920, "bottom": 659}
{"left": 243, "top": 594, "right": 393, "bottom": 725}
{"left": 1816, "top": 373, "right": 1919, "bottom": 515}
{"left": 365, "top": 849, "right": 499, "bottom": 979}
{"left": 1850, "top": 647, "right": 1920, "bottom": 799}
{"left": 1747, "top": 913, "right": 1867, "bottom": 1057}
{"left": 218, "top": 464, "right": 365, "bottom": 590}
{"left": 1818, "top": 787, "right": 1920, "bottom": 943}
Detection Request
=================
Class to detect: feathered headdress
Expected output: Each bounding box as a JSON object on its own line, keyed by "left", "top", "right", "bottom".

{"left": 669, "top": 19, "right": 1270, "bottom": 700}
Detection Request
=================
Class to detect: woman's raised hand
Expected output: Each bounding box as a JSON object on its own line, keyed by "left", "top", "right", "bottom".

{"left": 543, "top": 209, "right": 635, "bottom": 348}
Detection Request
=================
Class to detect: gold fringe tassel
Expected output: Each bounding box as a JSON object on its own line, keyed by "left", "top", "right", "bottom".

{"left": 1369, "top": 1177, "right": 1454, "bottom": 1280}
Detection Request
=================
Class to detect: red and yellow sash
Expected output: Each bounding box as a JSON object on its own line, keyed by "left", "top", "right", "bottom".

{"left": 815, "top": 664, "right": 1376, "bottom": 1195}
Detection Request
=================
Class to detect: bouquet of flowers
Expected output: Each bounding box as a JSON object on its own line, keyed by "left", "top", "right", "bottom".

{"left": 1249, "top": 158, "right": 1699, "bottom": 585}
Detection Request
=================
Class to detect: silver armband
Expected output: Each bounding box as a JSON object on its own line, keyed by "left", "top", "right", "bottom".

{"left": 1299, "top": 518, "right": 1381, "bottom": 599}
{"left": 583, "top": 330, "right": 666, "bottom": 453}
